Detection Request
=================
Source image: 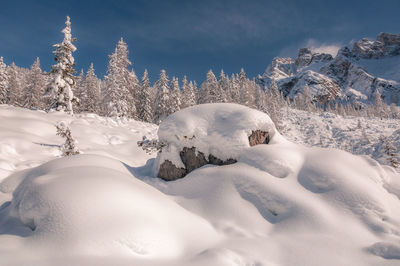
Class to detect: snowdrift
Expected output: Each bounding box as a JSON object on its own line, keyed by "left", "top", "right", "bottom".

{"left": 0, "top": 154, "right": 218, "bottom": 264}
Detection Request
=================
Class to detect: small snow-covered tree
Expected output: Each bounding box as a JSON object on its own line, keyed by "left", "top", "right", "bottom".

{"left": 0, "top": 57, "right": 8, "bottom": 104}
{"left": 379, "top": 135, "right": 399, "bottom": 168}
{"left": 56, "top": 121, "right": 80, "bottom": 156}
{"left": 170, "top": 77, "right": 181, "bottom": 113}
{"left": 138, "top": 69, "right": 153, "bottom": 123}
{"left": 23, "top": 57, "right": 46, "bottom": 109}
{"left": 181, "top": 76, "right": 196, "bottom": 108}
{"left": 153, "top": 70, "right": 171, "bottom": 124}
{"left": 47, "top": 16, "right": 78, "bottom": 114}
{"left": 373, "top": 90, "right": 388, "bottom": 119}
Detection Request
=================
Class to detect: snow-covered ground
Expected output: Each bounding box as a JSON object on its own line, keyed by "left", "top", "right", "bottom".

{"left": 0, "top": 104, "right": 400, "bottom": 265}
{"left": 280, "top": 107, "right": 400, "bottom": 169}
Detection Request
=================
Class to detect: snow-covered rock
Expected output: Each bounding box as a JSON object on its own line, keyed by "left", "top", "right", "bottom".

{"left": 154, "top": 103, "right": 278, "bottom": 180}
{"left": 280, "top": 70, "right": 341, "bottom": 102}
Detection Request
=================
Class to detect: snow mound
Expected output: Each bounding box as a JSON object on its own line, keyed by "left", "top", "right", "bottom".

{"left": 0, "top": 154, "right": 218, "bottom": 263}
{"left": 156, "top": 103, "right": 278, "bottom": 171}
{"left": 159, "top": 141, "right": 400, "bottom": 265}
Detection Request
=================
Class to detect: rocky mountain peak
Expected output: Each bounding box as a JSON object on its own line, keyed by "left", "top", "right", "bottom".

{"left": 351, "top": 32, "right": 400, "bottom": 59}
{"left": 295, "top": 47, "right": 333, "bottom": 68}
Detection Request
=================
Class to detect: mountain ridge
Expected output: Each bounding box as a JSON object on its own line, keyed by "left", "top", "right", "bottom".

{"left": 258, "top": 32, "right": 400, "bottom": 107}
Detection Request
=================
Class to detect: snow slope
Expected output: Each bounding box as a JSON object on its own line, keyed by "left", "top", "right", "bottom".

{"left": 280, "top": 107, "right": 400, "bottom": 169}
{"left": 0, "top": 104, "right": 400, "bottom": 265}
{"left": 0, "top": 104, "right": 157, "bottom": 181}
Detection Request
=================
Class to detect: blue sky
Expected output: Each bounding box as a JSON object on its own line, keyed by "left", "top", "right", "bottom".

{"left": 0, "top": 0, "right": 399, "bottom": 83}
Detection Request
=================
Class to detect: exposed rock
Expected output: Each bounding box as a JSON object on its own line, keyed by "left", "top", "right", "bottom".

{"left": 180, "top": 147, "right": 207, "bottom": 173}
{"left": 295, "top": 48, "right": 313, "bottom": 68}
{"left": 352, "top": 33, "right": 400, "bottom": 59}
{"left": 248, "top": 130, "right": 270, "bottom": 146}
{"left": 208, "top": 154, "right": 237, "bottom": 166}
{"left": 158, "top": 160, "right": 186, "bottom": 181}
{"left": 311, "top": 53, "right": 333, "bottom": 63}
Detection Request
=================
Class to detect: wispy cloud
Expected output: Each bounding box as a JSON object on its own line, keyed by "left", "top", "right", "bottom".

{"left": 305, "top": 39, "right": 342, "bottom": 56}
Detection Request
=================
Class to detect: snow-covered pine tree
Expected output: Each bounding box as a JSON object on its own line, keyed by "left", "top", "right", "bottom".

{"left": 181, "top": 76, "right": 196, "bottom": 109}
{"left": 192, "top": 81, "right": 199, "bottom": 104}
{"left": 56, "top": 121, "right": 80, "bottom": 156}
{"left": 238, "top": 68, "right": 255, "bottom": 107}
{"left": 138, "top": 69, "right": 153, "bottom": 123}
{"left": 230, "top": 73, "right": 240, "bottom": 103}
{"left": 264, "top": 79, "right": 282, "bottom": 130}
{"left": 74, "top": 69, "right": 85, "bottom": 112}
{"left": 254, "top": 81, "right": 265, "bottom": 110}
{"left": 373, "top": 89, "right": 388, "bottom": 119}
{"left": 23, "top": 57, "right": 46, "bottom": 109}
{"left": 153, "top": 69, "right": 171, "bottom": 124}
{"left": 48, "top": 16, "right": 78, "bottom": 114}
{"left": 7, "top": 62, "right": 23, "bottom": 106}
{"left": 199, "top": 69, "right": 219, "bottom": 104}
{"left": 82, "top": 63, "right": 101, "bottom": 113}
{"left": 127, "top": 69, "right": 140, "bottom": 119}
{"left": 170, "top": 77, "right": 181, "bottom": 114}
{"left": 219, "top": 70, "right": 230, "bottom": 102}
{"left": 0, "top": 57, "right": 9, "bottom": 104}
{"left": 102, "top": 38, "right": 135, "bottom": 118}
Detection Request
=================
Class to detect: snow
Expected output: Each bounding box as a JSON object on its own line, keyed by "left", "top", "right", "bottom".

{"left": 357, "top": 57, "right": 400, "bottom": 84}
{"left": 0, "top": 104, "right": 399, "bottom": 265}
{"left": 280, "top": 107, "right": 400, "bottom": 169}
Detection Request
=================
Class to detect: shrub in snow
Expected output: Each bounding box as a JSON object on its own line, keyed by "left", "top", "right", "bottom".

{"left": 153, "top": 103, "right": 278, "bottom": 180}
{"left": 137, "top": 136, "right": 166, "bottom": 154}
{"left": 378, "top": 135, "right": 400, "bottom": 168}
{"left": 56, "top": 122, "right": 80, "bottom": 156}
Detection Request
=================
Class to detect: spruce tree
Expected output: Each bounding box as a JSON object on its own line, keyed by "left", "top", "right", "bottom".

{"left": 23, "top": 57, "right": 46, "bottom": 109}
{"left": 199, "top": 69, "right": 219, "bottom": 104}
{"left": 74, "top": 69, "right": 85, "bottom": 112}
{"left": 170, "top": 77, "right": 181, "bottom": 114}
{"left": 83, "top": 63, "right": 101, "bottom": 113}
{"left": 219, "top": 70, "right": 230, "bottom": 102}
{"left": 7, "top": 62, "right": 22, "bottom": 106}
{"left": 103, "top": 38, "right": 135, "bottom": 117}
{"left": 238, "top": 68, "right": 255, "bottom": 108}
{"left": 0, "top": 57, "right": 8, "bottom": 104}
{"left": 153, "top": 69, "right": 171, "bottom": 124}
{"left": 181, "top": 76, "right": 196, "bottom": 108}
{"left": 48, "top": 16, "right": 78, "bottom": 114}
{"left": 230, "top": 73, "right": 240, "bottom": 103}
{"left": 138, "top": 69, "right": 153, "bottom": 123}
{"left": 127, "top": 69, "right": 140, "bottom": 118}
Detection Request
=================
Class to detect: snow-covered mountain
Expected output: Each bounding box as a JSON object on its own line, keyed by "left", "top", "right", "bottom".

{"left": 0, "top": 104, "right": 399, "bottom": 265}
{"left": 259, "top": 32, "right": 400, "bottom": 107}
